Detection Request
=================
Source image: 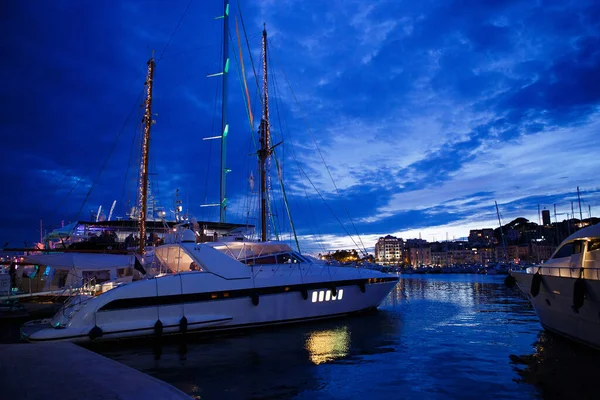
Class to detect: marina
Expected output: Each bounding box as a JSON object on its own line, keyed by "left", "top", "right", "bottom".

{"left": 2, "top": 0, "right": 600, "bottom": 399}
{"left": 2, "top": 274, "right": 599, "bottom": 399}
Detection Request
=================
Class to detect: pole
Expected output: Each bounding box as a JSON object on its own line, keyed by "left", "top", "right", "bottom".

{"left": 219, "top": 0, "right": 230, "bottom": 223}
{"left": 258, "top": 24, "right": 270, "bottom": 242}
{"left": 138, "top": 51, "right": 155, "bottom": 254}
{"left": 577, "top": 186, "right": 583, "bottom": 222}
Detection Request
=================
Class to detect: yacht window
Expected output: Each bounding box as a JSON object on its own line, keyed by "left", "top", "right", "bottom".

{"left": 276, "top": 253, "right": 302, "bottom": 264}
{"left": 553, "top": 243, "right": 573, "bottom": 259}
{"left": 588, "top": 240, "right": 600, "bottom": 252}
{"left": 252, "top": 256, "right": 277, "bottom": 265}
{"left": 553, "top": 241, "right": 584, "bottom": 259}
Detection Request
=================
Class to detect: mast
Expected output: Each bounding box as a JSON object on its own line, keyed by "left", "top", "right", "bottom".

{"left": 495, "top": 201, "right": 506, "bottom": 262}
{"left": 138, "top": 52, "right": 155, "bottom": 254}
{"left": 577, "top": 186, "right": 583, "bottom": 222}
{"left": 258, "top": 24, "right": 271, "bottom": 242}
{"left": 219, "top": 0, "right": 230, "bottom": 223}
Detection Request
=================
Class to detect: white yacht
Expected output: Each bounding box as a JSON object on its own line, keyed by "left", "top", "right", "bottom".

{"left": 511, "top": 223, "right": 600, "bottom": 349}
{"left": 21, "top": 230, "right": 399, "bottom": 343}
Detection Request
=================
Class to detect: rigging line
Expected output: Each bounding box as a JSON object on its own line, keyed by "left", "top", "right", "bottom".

{"left": 268, "top": 46, "right": 327, "bottom": 254}
{"left": 201, "top": 25, "right": 223, "bottom": 222}
{"left": 236, "top": 1, "right": 262, "bottom": 101}
{"left": 50, "top": 87, "right": 144, "bottom": 221}
{"left": 74, "top": 88, "right": 146, "bottom": 220}
{"left": 157, "top": 0, "right": 194, "bottom": 61}
{"left": 270, "top": 44, "right": 368, "bottom": 257}
{"left": 296, "top": 162, "right": 364, "bottom": 252}
{"left": 267, "top": 57, "right": 300, "bottom": 252}
{"left": 121, "top": 105, "right": 145, "bottom": 216}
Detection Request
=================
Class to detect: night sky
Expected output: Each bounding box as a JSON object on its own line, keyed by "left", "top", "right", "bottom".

{"left": 2, "top": 0, "right": 599, "bottom": 254}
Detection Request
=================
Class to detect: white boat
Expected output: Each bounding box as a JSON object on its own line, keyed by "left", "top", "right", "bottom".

{"left": 21, "top": 230, "right": 398, "bottom": 342}
{"left": 511, "top": 223, "right": 600, "bottom": 349}
{"left": 20, "top": 18, "right": 400, "bottom": 343}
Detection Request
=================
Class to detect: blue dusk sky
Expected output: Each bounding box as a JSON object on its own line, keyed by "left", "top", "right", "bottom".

{"left": 1, "top": 0, "right": 599, "bottom": 254}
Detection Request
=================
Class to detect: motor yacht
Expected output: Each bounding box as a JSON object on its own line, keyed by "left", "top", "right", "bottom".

{"left": 21, "top": 230, "right": 399, "bottom": 342}
{"left": 511, "top": 223, "right": 600, "bottom": 349}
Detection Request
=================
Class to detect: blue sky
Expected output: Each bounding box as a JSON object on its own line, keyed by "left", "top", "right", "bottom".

{"left": 2, "top": 0, "right": 599, "bottom": 254}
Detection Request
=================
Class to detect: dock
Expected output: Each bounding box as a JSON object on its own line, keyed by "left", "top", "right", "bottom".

{"left": 0, "top": 342, "right": 191, "bottom": 400}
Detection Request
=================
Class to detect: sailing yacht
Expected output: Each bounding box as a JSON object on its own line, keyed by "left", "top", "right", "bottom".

{"left": 511, "top": 223, "right": 600, "bottom": 349}
{"left": 20, "top": 11, "right": 399, "bottom": 343}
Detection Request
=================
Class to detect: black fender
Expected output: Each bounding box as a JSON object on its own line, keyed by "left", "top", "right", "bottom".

{"left": 180, "top": 316, "right": 188, "bottom": 334}
{"left": 359, "top": 282, "right": 366, "bottom": 293}
{"left": 530, "top": 272, "right": 542, "bottom": 297}
{"left": 88, "top": 325, "right": 103, "bottom": 341}
{"left": 301, "top": 289, "right": 308, "bottom": 300}
{"left": 251, "top": 293, "right": 260, "bottom": 306}
{"left": 572, "top": 278, "right": 586, "bottom": 312}
{"left": 154, "top": 319, "right": 163, "bottom": 336}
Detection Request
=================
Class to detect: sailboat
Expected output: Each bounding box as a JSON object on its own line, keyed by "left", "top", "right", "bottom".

{"left": 20, "top": 4, "right": 399, "bottom": 343}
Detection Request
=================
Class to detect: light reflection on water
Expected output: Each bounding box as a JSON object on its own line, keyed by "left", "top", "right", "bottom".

{"left": 94, "top": 275, "right": 599, "bottom": 399}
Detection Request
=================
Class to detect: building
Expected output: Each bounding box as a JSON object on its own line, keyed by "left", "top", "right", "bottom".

{"left": 468, "top": 229, "right": 497, "bottom": 246}
{"left": 408, "top": 246, "right": 432, "bottom": 267}
{"left": 374, "top": 235, "right": 404, "bottom": 265}
{"left": 542, "top": 209, "right": 551, "bottom": 226}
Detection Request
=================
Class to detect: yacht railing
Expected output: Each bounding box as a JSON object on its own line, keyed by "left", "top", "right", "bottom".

{"left": 534, "top": 266, "right": 600, "bottom": 280}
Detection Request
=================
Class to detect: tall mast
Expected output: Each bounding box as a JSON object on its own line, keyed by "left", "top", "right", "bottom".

{"left": 138, "top": 52, "right": 155, "bottom": 254}
{"left": 577, "top": 186, "right": 583, "bottom": 222}
{"left": 258, "top": 24, "right": 271, "bottom": 242}
{"left": 219, "top": 0, "right": 230, "bottom": 223}
{"left": 495, "top": 201, "right": 506, "bottom": 261}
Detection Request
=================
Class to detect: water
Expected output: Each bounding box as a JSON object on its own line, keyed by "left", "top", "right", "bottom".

{"left": 30, "top": 275, "right": 600, "bottom": 398}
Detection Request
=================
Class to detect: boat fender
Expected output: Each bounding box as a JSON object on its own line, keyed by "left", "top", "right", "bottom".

{"left": 301, "top": 289, "right": 308, "bottom": 300}
{"left": 530, "top": 272, "right": 542, "bottom": 297}
{"left": 154, "top": 320, "right": 163, "bottom": 336}
{"left": 180, "top": 316, "right": 188, "bottom": 334}
{"left": 251, "top": 293, "right": 260, "bottom": 306}
{"left": 504, "top": 274, "right": 516, "bottom": 288}
{"left": 89, "top": 325, "right": 103, "bottom": 341}
{"left": 572, "top": 278, "right": 586, "bottom": 312}
{"left": 331, "top": 286, "right": 337, "bottom": 297}
{"left": 359, "top": 282, "right": 366, "bottom": 293}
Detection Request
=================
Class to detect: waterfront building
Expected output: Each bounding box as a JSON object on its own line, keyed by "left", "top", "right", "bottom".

{"left": 468, "top": 229, "right": 497, "bottom": 246}
{"left": 375, "top": 235, "right": 404, "bottom": 265}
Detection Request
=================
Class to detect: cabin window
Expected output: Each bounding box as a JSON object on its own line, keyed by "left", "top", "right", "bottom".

{"left": 553, "top": 240, "right": 584, "bottom": 259}
{"left": 251, "top": 256, "right": 277, "bottom": 265}
{"left": 588, "top": 240, "right": 600, "bottom": 252}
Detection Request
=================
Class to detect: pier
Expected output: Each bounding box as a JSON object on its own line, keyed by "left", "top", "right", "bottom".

{"left": 0, "top": 342, "right": 191, "bottom": 400}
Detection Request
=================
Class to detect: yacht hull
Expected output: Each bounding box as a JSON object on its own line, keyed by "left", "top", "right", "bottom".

{"left": 22, "top": 279, "right": 398, "bottom": 343}
{"left": 512, "top": 272, "right": 600, "bottom": 349}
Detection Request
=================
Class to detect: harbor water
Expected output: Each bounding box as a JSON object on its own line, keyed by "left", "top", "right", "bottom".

{"left": 87, "top": 274, "right": 600, "bottom": 399}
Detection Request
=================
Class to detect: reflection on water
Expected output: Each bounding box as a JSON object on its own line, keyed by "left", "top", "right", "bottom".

{"left": 305, "top": 327, "right": 350, "bottom": 365}
{"left": 92, "top": 275, "right": 599, "bottom": 399}
{"left": 511, "top": 330, "right": 600, "bottom": 399}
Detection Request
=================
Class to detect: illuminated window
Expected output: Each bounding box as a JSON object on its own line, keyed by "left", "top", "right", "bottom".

{"left": 338, "top": 289, "right": 344, "bottom": 300}
{"left": 312, "top": 291, "right": 318, "bottom": 303}
{"left": 318, "top": 291, "right": 325, "bottom": 302}
{"left": 325, "top": 290, "right": 331, "bottom": 301}
{"left": 332, "top": 292, "right": 337, "bottom": 300}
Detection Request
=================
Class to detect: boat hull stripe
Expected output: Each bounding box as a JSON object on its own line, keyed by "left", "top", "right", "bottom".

{"left": 98, "top": 277, "right": 398, "bottom": 311}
